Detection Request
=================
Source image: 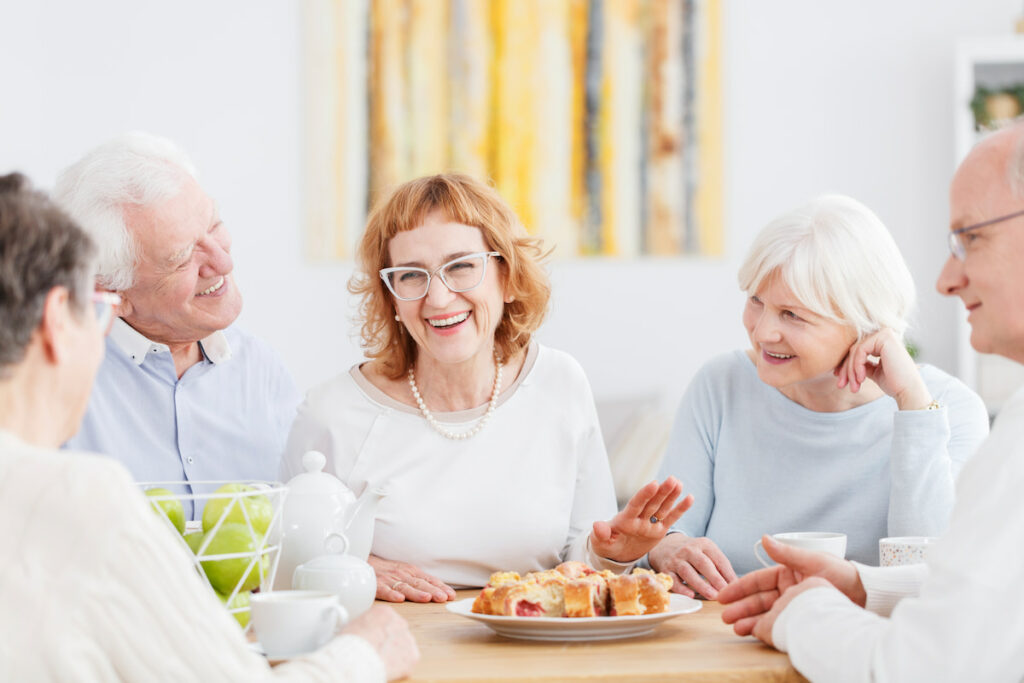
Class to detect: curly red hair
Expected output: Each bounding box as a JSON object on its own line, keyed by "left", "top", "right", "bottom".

{"left": 349, "top": 173, "right": 551, "bottom": 379}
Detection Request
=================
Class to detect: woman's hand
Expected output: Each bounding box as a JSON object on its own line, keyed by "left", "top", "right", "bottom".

{"left": 590, "top": 477, "right": 693, "bottom": 563}
{"left": 718, "top": 535, "right": 865, "bottom": 639}
{"left": 341, "top": 605, "right": 420, "bottom": 680}
{"left": 369, "top": 555, "right": 457, "bottom": 603}
{"left": 648, "top": 533, "right": 736, "bottom": 600}
{"left": 835, "top": 328, "right": 933, "bottom": 410}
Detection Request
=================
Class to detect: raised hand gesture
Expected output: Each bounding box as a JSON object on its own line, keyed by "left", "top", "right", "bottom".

{"left": 590, "top": 477, "right": 693, "bottom": 563}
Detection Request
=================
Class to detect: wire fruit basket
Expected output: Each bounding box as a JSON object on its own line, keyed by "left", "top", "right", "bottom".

{"left": 139, "top": 480, "right": 287, "bottom": 632}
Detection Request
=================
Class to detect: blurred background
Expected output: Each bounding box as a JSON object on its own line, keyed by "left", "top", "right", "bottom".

{"left": 3, "top": 0, "right": 1023, "bottom": 441}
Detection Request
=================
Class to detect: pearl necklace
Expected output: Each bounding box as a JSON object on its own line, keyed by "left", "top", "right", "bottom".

{"left": 408, "top": 355, "right": 503, "bottom": 440}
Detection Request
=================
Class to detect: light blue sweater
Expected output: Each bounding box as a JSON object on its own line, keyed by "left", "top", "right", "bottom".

{"left": 659, "top": 350, "right": 990, "bottom": 575}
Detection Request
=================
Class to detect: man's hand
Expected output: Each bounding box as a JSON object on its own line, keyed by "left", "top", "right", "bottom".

{"left": 747, "top": 576, "right": 834, "bottom": 648}
{"left": 648, "top": 533, "right": 736, "bottom": 599}
{"left": 590, "top": 477, "right": 693, "bottom": 563}
{"left": 341, "top": 605, "right": 420, "bottom": 680}
{"left": 718, "top": 534, "right": 866, "bottom": 638}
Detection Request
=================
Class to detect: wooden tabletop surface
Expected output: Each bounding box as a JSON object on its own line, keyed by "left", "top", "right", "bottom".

{"left": 390, "top": 590, "right": 807, "bottom": 682}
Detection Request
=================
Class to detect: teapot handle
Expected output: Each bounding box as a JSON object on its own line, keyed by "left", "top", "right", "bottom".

{"left": 324, "top": 532, "right": 350, "bottom": 555}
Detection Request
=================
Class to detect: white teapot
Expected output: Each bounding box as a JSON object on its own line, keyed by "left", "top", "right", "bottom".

{"left": 274, "top": 450, "right": 385, "bottom": 591}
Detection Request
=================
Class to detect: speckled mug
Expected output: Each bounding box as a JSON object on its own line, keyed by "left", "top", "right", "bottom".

{"left": 879, "top": 536, "right": 936, "bottom": 567}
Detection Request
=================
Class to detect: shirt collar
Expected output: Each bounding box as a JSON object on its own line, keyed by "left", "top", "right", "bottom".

{"left": 109, "top": 318, "right": 233, "bottom": 366}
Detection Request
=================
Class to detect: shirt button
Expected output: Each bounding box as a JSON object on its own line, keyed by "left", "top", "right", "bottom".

{"left": 187, "top": 457, "right": 194, "bottom": 464}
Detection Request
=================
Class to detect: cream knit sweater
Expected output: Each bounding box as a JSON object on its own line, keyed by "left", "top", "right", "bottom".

{"left": 0, "top": 430, "right": 384, "bottom": 682}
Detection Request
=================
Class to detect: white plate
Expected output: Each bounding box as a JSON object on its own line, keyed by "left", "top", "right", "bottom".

{"left": 445, "top": 593, "right": 701, "bottom": 641}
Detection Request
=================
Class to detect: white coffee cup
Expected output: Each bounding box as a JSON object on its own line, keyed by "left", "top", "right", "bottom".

{"left": 754, "top": 532, "right": 847, "bottom": 567}
{"left": 879, "top": 536, "right": 935, "bottom": 567}
{"left": 251, "top": 590, "right": 349, "bottom": 659}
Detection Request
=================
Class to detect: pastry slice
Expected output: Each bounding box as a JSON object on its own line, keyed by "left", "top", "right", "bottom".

{"left": 634, "top": 572, "right": 671, "bottom": 614}
{"left": 524, "top": 569, "right": 568, "bottom": 585}
{"left": 471, "top": 571, "right": 522, "bottom": 614}
{"left": 632, "top": 567, "right": 673, "bottom": 591}
{"left": 607, "top": 574, "right": 643, "bottom": 616}
{"left": 554, "top": 561, "right": 595, "bottom": 579}
{"left": 564, "top": 573, "right": 610, "bottom": 617}
{"left": 501, "top": 580, "right": 566, "bottom": 617}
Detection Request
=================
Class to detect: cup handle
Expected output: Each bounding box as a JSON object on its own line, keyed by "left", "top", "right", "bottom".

{"left": 753, "top": 539, "right": 772, "bottom": 568}
{"left": 333, "top": 603, "right": 349, "bottom": 630}
{"left": 316, "top": 603, "right": 350, "bottom": 649}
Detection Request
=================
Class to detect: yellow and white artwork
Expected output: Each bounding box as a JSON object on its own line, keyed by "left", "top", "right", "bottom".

{"left": 304, "top": 0, "right": 722, "bottom": 259}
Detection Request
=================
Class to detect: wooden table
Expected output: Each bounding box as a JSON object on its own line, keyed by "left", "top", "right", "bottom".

{"left": 391, "top": 591, "right": 806, "bottom": 682}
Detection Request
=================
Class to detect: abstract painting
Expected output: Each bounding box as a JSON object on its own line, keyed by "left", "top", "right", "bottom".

{"left": 304, "top": 0, "right": 722, "bottom": 259}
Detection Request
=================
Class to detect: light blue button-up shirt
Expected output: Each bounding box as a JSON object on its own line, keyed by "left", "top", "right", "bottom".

{"left": 65, "top": 319, "right": 301, "bottom": 517}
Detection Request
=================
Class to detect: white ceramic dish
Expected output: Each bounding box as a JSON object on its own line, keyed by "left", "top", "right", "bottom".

{"left": 445, "top": 594, "right": 701, "bottom": 641}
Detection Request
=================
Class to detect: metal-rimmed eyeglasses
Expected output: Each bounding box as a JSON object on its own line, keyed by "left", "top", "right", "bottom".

{"left": 948, "top": 207, "right": 1024, "bottom": 260}
{"left": 91, "top": 290, "right": 121, "bottom": 333}
{"left": 379, "top": 251, "right": 501, "bottom": 301}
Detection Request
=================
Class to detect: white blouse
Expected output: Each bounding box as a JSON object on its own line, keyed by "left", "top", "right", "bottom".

{"left": 281, "top": 343, "right": 623, "bottom": 588}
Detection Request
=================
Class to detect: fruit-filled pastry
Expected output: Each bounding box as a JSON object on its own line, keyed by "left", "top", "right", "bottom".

{"left": 471, "top": 562, "right": 673, "bottom": 618}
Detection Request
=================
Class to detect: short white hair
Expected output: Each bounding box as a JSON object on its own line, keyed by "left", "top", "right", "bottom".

{"left": 737, "top": 194, "right": 916, "bottom": 340}
{"left": 52, "top": 132, "right": 198, "bottom": 291}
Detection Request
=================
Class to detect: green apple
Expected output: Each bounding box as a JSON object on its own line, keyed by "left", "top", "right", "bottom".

{"left": 201, "top": 483, "right": 273, "bottom": 536}
{"left": 217, "top": 589, "right": 252, "bottom": 629}
{"left": 184, "top": 531, "right": 205, "bottom": 554}
{"left": 145, "top": 487, "right": 185, "bottom": 535}
{"left": 199, "top": 522, "right": 267, "bottom": 594}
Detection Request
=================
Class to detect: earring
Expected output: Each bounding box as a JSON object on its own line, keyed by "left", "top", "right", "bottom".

{"left": 395, "top": 314, "right": 400, "bottom": 321}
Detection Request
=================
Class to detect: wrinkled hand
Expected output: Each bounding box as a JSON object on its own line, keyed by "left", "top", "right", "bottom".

{"left": 747, "top": 576, "right": 833, "bottom": 648}
{"left": 718, "top": 535, "right": 865, "bottom": 640}
{"left": 369, "top": 555, "right": 456, "bottom": 603}
{"left": 590, "top": 477, "right": 693, "bottom": 563}
{"left": 835, "top": 328, "right": 932, "bottom": 410}
{"left": 648, "top": 533, "right": 736, "bottom": 599}
{"left": 341, "top": 605, "right": 420, "bottom": 680}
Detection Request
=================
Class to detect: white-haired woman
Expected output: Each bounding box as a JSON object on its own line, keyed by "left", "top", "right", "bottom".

{"left": 648, "top": 194, "right": 990, "bottom": 599}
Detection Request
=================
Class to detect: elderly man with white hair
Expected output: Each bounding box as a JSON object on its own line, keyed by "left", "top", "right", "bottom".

{"left": 56, "top": 133, "right": 300, "bottom": 497}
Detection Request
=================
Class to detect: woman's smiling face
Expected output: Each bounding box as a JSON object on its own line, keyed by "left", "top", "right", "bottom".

{"left": 387, "top": 211, "right": 507, "bottom": 368}
{"left": 742, "top": 273, "right": 858, "bottom": 394}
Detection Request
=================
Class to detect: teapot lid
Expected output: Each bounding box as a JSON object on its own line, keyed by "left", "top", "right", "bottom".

{"left": 285, "top": 451, "right": 357, "bottom": 501}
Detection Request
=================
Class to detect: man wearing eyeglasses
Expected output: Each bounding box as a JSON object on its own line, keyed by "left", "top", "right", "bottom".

{"left": 55, "top": 133, "right": 301, "bottom": 511}
{"left": 715, "top": 123, "right": 1024, "bottom": 679}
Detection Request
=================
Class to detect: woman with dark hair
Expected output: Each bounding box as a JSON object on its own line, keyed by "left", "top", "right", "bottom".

{"left": 282, "top": 173, "right": 690, "bottom": 602}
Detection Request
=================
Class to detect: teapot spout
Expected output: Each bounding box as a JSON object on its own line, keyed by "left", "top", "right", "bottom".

{"left": 344, "top": 486, "right": 386, "bottom": 561}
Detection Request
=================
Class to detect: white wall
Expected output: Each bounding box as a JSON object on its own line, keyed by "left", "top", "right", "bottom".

{"left": 1, "top": 0, "right": 1019, "bottom": 409}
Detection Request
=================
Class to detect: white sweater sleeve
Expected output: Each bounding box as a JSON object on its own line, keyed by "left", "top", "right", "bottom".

{"left": 561, "top": 363, "right": 626, "bottom": 572}
{"left": 853, "top": 561, "right": 928, "bottom": 617}
{"left": 11, "top": 452, "right": 385, "bottom": 682}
